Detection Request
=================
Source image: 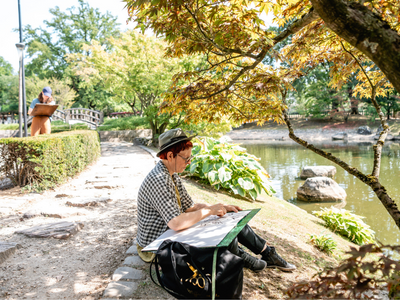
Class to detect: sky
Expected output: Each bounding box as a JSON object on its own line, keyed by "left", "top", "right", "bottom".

{"left": 0, "top": 0, "right": 136, "bottom": 73}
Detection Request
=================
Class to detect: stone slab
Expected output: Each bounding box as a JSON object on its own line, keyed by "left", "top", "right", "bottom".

{"left": 0, "top": 242, "right": 22, "bottom": 264}
{"left": 66, "top": 197, "right": 111, "bottom": 207}
{"left": 123, "top": 256, "right": 146, "bottom": 267}
{"left": 102, "top": 281, "right": 138, "bottom": 298}
{"left": 112, "top": 267, "right": 145, "bottom": 281}
{"left": 15, "top": 221, "right": 84, "bottom": 239}
{"left": 22, "top": 209, "right": 84, "bottom": 219}
{"left": 126, "top": 245, "right": 138, "bottom": 255}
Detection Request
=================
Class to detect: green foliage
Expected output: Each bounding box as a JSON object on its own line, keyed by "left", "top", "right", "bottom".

{"left": 187, "top": 137, "right": 275, "bottom": 201}
{"left": 0, "top": 56, "right": 13, "bottom": 76}
{"left": 180, "top": 119, "right": 235, "bottom": 139}
{"left": 67, "top": 30, "right": 204, "bottom": 140}
{"left": 313, "top": 207, "right": 375, "bottom": 245}
{"left": 0, "top": 130, "right": 100, "bottom": 190}
{"left": 0, "top": 75, "right": 19, "bottom": 112}
{"left": 97, "top": 116, "right": 149, "bottom": 131}
{"left": 309, "top": 233, "right": 337, "bottom": 255}
{"left": 22, "top": 0, "right": 120, "bottom": 109}
{"left": 23, "top": 0, "right": 120, "bottom": 79}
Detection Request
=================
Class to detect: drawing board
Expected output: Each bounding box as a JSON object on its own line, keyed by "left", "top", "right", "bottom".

{"left": 30, "top": 104, "right": 59, "bottom": 117}
{"left": 142, "top": 209, "right": 260, "bottom": 252}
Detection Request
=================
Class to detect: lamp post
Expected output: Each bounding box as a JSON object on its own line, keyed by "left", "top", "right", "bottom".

{"left": 16, "top": 43, "right": 28, "bottom": 137}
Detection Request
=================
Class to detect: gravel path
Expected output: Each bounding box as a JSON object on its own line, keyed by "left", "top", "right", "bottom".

{"left": 0, "top": 142, "right": 169, "bottom": 299}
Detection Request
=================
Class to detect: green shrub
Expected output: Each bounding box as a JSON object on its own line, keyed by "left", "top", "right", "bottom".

{"left": 312, "top": 207, "right": 375, "bottom": 245}
{"left": 309, "top": 233, "right": 337, "bottom": 255}
{"left": 187, "top": 136, "right": 275, "bottom": 201}
{"left": 0, "top": 130, "right": 100, "bottom": 190}
{"left": 97, "top": 116, "right": 149, "bottom": 131}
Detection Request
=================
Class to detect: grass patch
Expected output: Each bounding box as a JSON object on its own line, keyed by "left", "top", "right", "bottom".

{"left": 0, "top": 124, "right": 19, "bottom": 130}
{"left": 97, "top": 116, "right": 149, "bottom": 131}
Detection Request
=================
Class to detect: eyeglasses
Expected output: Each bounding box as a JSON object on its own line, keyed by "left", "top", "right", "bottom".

{"left": 177, "top": 154, "right": 193, "bottom": 164}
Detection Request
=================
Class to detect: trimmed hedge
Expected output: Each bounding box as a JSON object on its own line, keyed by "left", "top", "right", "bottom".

{"left": 0, "top": 130, "right": 100, "bottom": 190}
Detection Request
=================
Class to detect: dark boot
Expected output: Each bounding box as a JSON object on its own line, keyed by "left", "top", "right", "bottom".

{"left": 261, "top": 246, "right": 296, "bottom": 272}
{"left": 238, "top": 247, "right": 266, "bottom": 273}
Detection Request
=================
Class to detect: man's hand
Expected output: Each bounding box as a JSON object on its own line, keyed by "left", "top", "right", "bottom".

{"left": 224, "top": 205, "right": 242, "bottom": 213}
{"left": 209, "top": 203, "right": 227, "bottom": 217}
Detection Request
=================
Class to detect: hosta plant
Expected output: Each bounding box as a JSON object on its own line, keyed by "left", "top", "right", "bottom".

{"left": 313, "top": 207, "right": 375, "bottom": 245}
{"left": 309, "top": 233, "right": 337, "bottom": 255}
{"left": 187, "top": 136, "right": 275, "bottom": 201}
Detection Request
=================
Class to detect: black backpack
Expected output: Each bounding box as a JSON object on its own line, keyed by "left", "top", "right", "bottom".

{"left": 150, "top": 239, "right": 243, "bottom": 299}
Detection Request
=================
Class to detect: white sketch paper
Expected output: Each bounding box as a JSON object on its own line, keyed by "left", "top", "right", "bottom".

{"left": 142, "top": 210, "right": 252, "bottom": 252}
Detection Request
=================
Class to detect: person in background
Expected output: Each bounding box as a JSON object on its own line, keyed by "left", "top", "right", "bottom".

{"left": 28, "top": 87, "right": 55, "bottom": 136}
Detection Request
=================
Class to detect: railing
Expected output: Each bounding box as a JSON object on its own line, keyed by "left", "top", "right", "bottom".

{"left": 25, "top": 108, "right": 104, "bottom": 128}
{"left": 64, "top": 108, "right": 103, "bottom": 127}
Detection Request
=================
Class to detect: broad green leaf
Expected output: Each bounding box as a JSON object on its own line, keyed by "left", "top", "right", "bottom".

{"left": 249, "top": 189, "right": 257, "bottom": 200}
{"left": 237, "top": 186, "right": 246, "bottom": 197}
{"left": 238, "top": 177, "right": 254, "bottom": 190}
{"left": 220, "top": 152, "right": 232, "bottom": 162}
{"left": 218, "top": 166, "right": 232, "bottom": 183}
{"left": 202, "top": 160, "right": 213, "bottom": 173}
{"left": 189, "top": 161, "right": 199, "bottom": 173}
{"left": 207, "top": 170, "right": 219, "bottom": 183}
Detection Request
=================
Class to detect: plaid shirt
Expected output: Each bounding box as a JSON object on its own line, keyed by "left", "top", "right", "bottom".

{"left": 137, "top": 160, "right": 194, "bottom": 247}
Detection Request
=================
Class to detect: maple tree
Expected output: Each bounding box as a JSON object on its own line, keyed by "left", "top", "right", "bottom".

{"left": 124, "top": 0, "right": 400, "bottom": 231}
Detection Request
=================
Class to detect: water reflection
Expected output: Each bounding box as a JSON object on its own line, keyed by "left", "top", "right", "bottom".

{"left": 241, "top": 140, "right": 400, "bottom": 245}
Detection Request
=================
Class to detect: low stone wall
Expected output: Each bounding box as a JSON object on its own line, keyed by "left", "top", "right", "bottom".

{"left": 98, "top": 129, "right": 152, "bottom": 142}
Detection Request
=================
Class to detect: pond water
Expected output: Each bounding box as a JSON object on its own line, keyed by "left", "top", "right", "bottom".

{"left": 241, "top": 140, "right": 400, "bottom": 245}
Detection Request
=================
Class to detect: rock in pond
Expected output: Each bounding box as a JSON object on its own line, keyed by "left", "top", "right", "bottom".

{"left": 297, "top": 177, "right": 346, "bottom": 202}
{"left": 300, "top": 166, "right": 336, "bottom": 179}
{"left": 357, "top": 126, "right": 372, "bottom": 135}
{"left": 332, "top": 132, "right": 348, "bottom": 140}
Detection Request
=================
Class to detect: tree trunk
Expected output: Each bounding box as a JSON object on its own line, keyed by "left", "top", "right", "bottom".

{"left": 310, "top": 0, "right": 400, "bottom": 93}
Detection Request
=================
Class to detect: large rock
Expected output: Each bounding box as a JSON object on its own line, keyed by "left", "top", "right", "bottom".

{"left": 300, "top": 166, "right": 336, "bottom": 179}
{"left": 332, "top": 132, "right": 348, "bottom": 140}
{"left": 15, "top": 221, "right": 84, "bottom": 239}
{"left": 357, "top": 126, "right": 372, "bottom": 135}
{"left": 0, "top": 242, "right": 22, "bottom": 264}
{"left": 297, "top": 177, "right": 346, "bottom": 202}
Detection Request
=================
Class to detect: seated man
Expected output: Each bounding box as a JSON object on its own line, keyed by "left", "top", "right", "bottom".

{"left": 136, "top": 128, "right": 296, "bottom": 272}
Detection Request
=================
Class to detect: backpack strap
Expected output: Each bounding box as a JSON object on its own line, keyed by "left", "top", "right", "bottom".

{"left": 212, "top": 247, "right": 218, "bottom": 300}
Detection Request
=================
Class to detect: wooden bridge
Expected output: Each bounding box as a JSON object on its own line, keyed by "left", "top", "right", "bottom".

{"left": 1, "top": 108, "right": 103, "bottom": 128}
